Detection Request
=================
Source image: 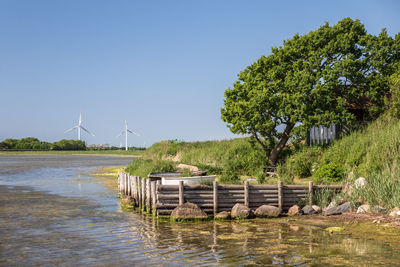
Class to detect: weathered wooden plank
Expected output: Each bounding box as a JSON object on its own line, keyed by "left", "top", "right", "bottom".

{"left": 248, "top": 194, "right": 279, "bottom": 198}
{"left": 184, "top": 193, "right": 214, "bottom": 198}
{"left": 217, "top": 190, "right": 245, "bottom": 194}
{"left": 184, "top": 185, "right": 213, "bottom": 190}
{"left": 184, "top": 198, "right": 214, "bottom": 204}
{"left": 180, "top": 190, "right": 213, "bottom": 194}
{"left": 158, "top": 185, "right": 179, "bottom": 191}
{"left": 249, "top": 185, "right": 278, "bottom": 190}
{"left": 158, "top": 194, "right": 180, "bottom": 199}
{"left": 247, "top": 198, "right": 279, "bottom": 202}
{"left": 282, "top": 185, "right": 309, "bottom": 189}
{"left": 282, "top": 190, "right": 307, "bottom": 193}
{"left": 218, "top": 194, "right": 245, "bottom": 198}
{"left": 213, "top": 181, "right": 218, "bottom": 215}
{"left": 249, "top": 189, "right": 278, "bottom": 194}
{"left": 218, "top": 185, "right": 244, "bottom": 190}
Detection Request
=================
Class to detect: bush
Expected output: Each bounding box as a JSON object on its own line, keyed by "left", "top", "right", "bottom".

{"left": 256, "top": 170, "right": 267, "bottom": 184}
{"left": 219, "top": 169, "right": 241, "bottom": 184}
{"left": 126, "top": 158, "right": 177, "bottom": 177}
{"left": 280, "top": 146, "right": 321, "bottom": 179}
{"left": 313, "top": 162, "right": 345, "bottom": 184}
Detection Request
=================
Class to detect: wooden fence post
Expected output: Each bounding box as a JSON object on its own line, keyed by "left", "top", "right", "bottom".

{"left": 146, "top": 179, "right": 151, "bottom": 212}
{"left": 136, "top": 176, "right": 140, "bottom": 207}
{"left": 125, "top": 173, "right": 129, "bottom": 195}
{"left": 117, "top": 172, "right": 121, "bottom": 193}
{"left": 151, "top": 181, "right": 156, "bottom": 215}
{"left": 142, "top": 178, "right": 146, "bottom": 210}
{"left": 244, "top": 180, "right": 249, "bottom": 207}
{"left": 213, "top": 181, "right": 218, "bottom": 215}
{"left": 155, "top": 180, "right": 160, "bottom": 216}
{"left": 278, "top": 181, "right": 283, "bottom": 211}
{"left": 178, "top": 181, "right": 184, "bottom": 205}
{"left": 308, "top": 181, "right": 313, "bottom": 205}
{"left": 128, "top": 175, "right": 131, "bottom": 197}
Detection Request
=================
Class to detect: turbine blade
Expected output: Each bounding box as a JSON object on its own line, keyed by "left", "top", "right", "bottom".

{"left": 80, "top": 126, "right": 95, "bottom": 136}
{"left": 127, "top": 129, "right": 140, "bottom": 136}
{"left": 116, "top": 131, "right": 125, "bottom": 138}
{"left": 64, "top": 126, "right": 78, "bottom": 133}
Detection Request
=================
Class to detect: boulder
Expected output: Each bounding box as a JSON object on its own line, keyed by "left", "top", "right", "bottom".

{"left": 254, "top": 205, "right": 281, "bottom": 218}
{"left": 354, "top": 177, "right": 366, "bottom": 188}
{"left": 302, "top": 205, "right": 317, "bottom": 215}
{"left": 323, "top": 202, "right": 351, "bottom": 216}
{"left": 312, "top": 205, "right": 322, "bottom": 213}
{"left": 357, "top": 204, "right": 371, "bottom": 214}
{"left": 121, "top": 196, "right": 134, "bottom": 205}
{"left": 389, "top": 207, "right": 400, "bottom": 217}
{"left": 215, "top": 211, "right": 231, "bottom": 220}
{"left": 288, "top": 205, "right": 302, "bottom": 216}
{"left": 371, "top": 206, "right": 387, "bottom": 214}
{"left": 231, "top": 203, "right": 251, "bottom": 219}
{"left": 171, "top": 202, "right": 208, "bottom": 220}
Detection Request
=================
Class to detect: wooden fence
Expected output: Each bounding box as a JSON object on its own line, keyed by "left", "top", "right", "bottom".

{"left": 117, "top": 172, "right": 342, "bottom": 217}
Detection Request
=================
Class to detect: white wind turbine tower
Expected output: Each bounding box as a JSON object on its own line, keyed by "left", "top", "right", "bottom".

{"left": 117, "top": 120, "right": 139, "bottom": 151}
{"left": 64, "top": 112, "right": 95, "bottom": 140}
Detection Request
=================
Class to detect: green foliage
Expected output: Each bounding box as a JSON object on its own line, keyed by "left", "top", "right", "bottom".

{"left": 313, "top": 187, "right": 342, "bottom": 208}
{"left": 219, "top": 169, "right": 241, "bottom": 184}
{"left": 180, "top": 168, "right": 192, "bottom": 177}
{"left": 279, "top": 146, "right": 322, "bottom": 178}
{"left": 221, "top": 18, "right": 400, "bottom": 166}
{"left": 387, "top": 69, "right": 400, "bottom": 117}
{"left": 0, "top": 138, "right": 52, "bottom": 150}
{"left": 256, "top": 170, "right": 267, "bottom": 184}
{"left": 126, "top": 158, "right": 177, "bottom": 178}
{"left": 313, "top": 163, "right": 345, "bottom": 184}
{"left": 350, "top": 163, "right": 400, "bottom": 209}
{"left": 52, "top": 139, "right": 86, "bottom": 150}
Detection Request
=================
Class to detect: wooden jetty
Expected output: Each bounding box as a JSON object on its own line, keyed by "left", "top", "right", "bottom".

{"left": 118, "top": 172, "right": 342, "bottom": 217}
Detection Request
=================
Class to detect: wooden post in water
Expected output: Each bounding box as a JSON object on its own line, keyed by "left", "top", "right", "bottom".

{"left": 122, "top": 173, "right": 126, "bottom": 195}
{"left": 136, "top": 176, "right": 140, "bottom": 207}
{"left": 151, "top": 181, "right": 156, "bottom": 215}
{"left": 178, "top": 181, "right": 184, "bottom": 205}
{"left": 117, "top": 172, "right": 121, "bottom": 193}
{"left": 308, "top": 181, "right": 313, "bottom": 205}
{"left": 213, "top": 181, "right": 218, "bottom": 215}
{"left": 132, "top": 175, "right": 136, "bottom": 205}
{"left": 127, "top": 175, "right": 131, "bottom": 196}
{"left": 244, "top": 180, "right": 249, "bottom": 207}
{"left": 155, "top": 180, "right": 160, "bottom": 215}
{"left": 139, "top": 177, "right": 143, "bottom": 209}
{"left": 125, "top": 173, "right": 129, "bottom": 195}
{"left": 142, "top": 178, "right": 146, "bottom": 210}
{"left": 278, "top": 181, "right": 283, "bottom": 211}
{"left": 146, "top": 179, "right": 151, "bottom": 212}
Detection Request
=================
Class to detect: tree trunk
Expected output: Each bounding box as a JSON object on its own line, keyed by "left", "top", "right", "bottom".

{"left": 268, "top": 122, "right": 295, "bottom": 167}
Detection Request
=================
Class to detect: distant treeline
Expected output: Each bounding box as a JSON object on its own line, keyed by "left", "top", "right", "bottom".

{"left": 0, "top": 137, "right": 145, "bottom": 151}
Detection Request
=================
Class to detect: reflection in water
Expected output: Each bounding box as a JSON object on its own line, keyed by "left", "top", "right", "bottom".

{"left": 0, "top": 155, "right": 399, "bottom": 266}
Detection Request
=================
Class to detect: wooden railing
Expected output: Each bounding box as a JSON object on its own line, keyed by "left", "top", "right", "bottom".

{"left": 118, "top": 172, "right": 342, "bottom": 217}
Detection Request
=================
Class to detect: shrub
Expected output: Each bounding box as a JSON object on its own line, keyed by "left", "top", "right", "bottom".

{"left": 278, "top": 146, "right": 321, "bottom": 179}
{"left": 219, "top": 169, "right": 241, "bottom": 184}
{"left": 313, "top": 162, "right": 345, "bottom": 184}
{"left": 126, "top": 158, "right": 177, "bottom": 177}
{"left": 256, "top": 170, "right": 267, "bottom": 184}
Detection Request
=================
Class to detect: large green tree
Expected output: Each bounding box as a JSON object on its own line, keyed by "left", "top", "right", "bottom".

{"left": 221, "top": 18, "right": 400, "bottom": 167}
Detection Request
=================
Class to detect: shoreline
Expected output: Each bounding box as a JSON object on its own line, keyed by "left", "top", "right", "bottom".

{"left": 0, "top": 151, "right": 142, "bottom": 158}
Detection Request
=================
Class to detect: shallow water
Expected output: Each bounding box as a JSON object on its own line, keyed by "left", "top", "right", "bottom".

{"left": 0, "top": 155, "right": 399, "bottom": 266}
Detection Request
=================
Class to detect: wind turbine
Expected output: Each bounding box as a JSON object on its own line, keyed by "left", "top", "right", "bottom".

{"left": 116, "top": 120, "right": 139, "bottom": 151}
{"left": 64, "top": 112, "right": 95, "bottom": 140}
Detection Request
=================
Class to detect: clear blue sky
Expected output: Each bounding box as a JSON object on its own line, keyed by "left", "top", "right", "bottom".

{"left": 1, "top": 0, "right": 399, "bottom": 147}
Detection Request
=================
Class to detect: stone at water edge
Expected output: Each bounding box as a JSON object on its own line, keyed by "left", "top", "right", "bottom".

{"left": 302, "top": 205, "right": 317, "bottom": 215}
{"left": 357, "top": 204, "right": 371, "bottom": 214}
{"left": 121, "top": 196, "right": 135, "bottom": 205}
{"left": 215, "top": 211, "right": 231, "bottom": 220}
{"left": 389, "top": 207, "right": 400, "bottom": 217}
{"left": 231, "top": 203, "right": 251, "bottom": 219}
{"left": 254, "top": 205, "right": 281, "bottom": 218}
{"left": 312, "top": 205, "right": 322, "bottom": 213}
{"left": 371, "top": 206, "right": 387, "bottom": 214}
{"left": 288, "top": 205, "right": 302, "bottom": 216}
{"left": 323, "top": 202, "right": 351, "bottom": 216}
{"left": 171, "top": 202, "right": 208, "bottom": 220}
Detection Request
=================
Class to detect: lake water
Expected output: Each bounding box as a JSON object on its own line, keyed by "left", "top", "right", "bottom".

{"left": 1, "top": 155, "right": 399, "bottom": 266}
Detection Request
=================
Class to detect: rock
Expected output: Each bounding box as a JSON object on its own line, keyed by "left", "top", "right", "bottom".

{"left": 288, "top": 205, "right": 302, "bottom": 216}
{"left": 389, "top": 207, "right": 400, "bottom": 217}
{"left": 302, "top": 205, "right": 317, "bottom": 215}
{"left": 231, "top": 203, "right": 251, "bottom": 219}
{"left": 323, "top": 202, "right": 351, "bottom": 216}
{"left": 215, "top": 211, "right": 231, "bottom": 220}
{"left": 371, "top": 206, "right": 386, "bottom": 214}
{"left": 121, "top": 196, "right": 134, "bottom": 205}
{"left": 354, "top": 177, "right": 366, "bottom": 188}
{"left": 171, "top": 202, "right": 208, "bottom": 220}
{"left": 254, "top": 205, "right": 281, "bottom": 218}
{"left": 326, "top": 200, "right": 338, "bottom": 209}
{"left": 312, "top": 205, "right": 322, "bottom": 213}
{"left": 357, "top": 204, "right": 371, "bottom": 214}
{"left": 177, "top": 163, "right": 199, "bottom": 172}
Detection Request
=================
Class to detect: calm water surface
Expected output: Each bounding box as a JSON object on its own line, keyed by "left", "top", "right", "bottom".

{"left": 0, "top": 155, "right": 399, "bottom": 266}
